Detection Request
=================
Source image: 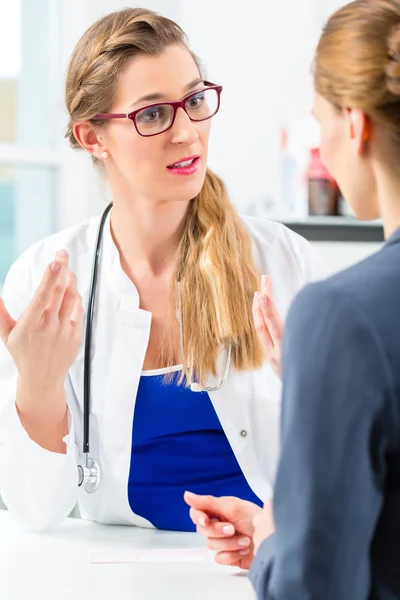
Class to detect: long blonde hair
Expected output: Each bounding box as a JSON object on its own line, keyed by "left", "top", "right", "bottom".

{"left": 65, "top": 8, "right": 264, "bottom": 384}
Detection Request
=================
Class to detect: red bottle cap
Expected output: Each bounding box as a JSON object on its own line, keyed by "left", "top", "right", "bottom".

{"left": 306, "top": 147, "right": 335, "bottom": 181}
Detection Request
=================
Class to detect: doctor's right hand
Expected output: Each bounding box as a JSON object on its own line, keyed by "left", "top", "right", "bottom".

{"left": 0, "top": 250, "right": 84, "bottom": 393}
{"left": 253, "top": 275, "right": 283, "bottom": 379}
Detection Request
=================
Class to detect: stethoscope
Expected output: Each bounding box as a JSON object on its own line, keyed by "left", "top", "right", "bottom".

{"left": 78, "top": 202, "right": 232, "bottom": 493}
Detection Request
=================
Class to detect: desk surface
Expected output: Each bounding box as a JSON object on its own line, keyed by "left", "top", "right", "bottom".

{"left": 0, "top": 512, "right": 255, "bottom": 600}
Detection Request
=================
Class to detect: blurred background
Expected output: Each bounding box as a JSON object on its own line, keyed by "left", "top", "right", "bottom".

{"left": 0, "top": 0, "right": 383, "bottom": 288}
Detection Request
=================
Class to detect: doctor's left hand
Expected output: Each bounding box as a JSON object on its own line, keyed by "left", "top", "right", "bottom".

{"left": 253, "top": 275, "right": 283, "bottom": 379}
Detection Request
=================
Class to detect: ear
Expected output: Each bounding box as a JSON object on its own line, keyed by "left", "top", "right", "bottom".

{"left": 73, "top": 122, "right": 107, "bottom": 159}
{"left": 343, "top": 108, "right": 371, "bottom": 154}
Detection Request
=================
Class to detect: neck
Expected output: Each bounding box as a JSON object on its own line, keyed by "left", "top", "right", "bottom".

{"left": 375, "top": 168, "right": 400, "bottom": 239}
{"left": 110, "top": 194, "right": 190, "bottom": 277}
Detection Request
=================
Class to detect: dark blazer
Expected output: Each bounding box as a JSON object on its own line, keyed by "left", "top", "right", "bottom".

{"left": 250, "top": 227, "right": 400, "bottom": 600}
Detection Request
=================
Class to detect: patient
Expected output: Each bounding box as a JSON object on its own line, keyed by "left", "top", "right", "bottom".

{"left": 186, "top": 1, "right": 400, "bottom": 598}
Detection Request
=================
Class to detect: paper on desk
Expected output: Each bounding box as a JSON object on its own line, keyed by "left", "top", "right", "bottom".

{"left": 90, "top": 548, "right": 213, "bottom": 564}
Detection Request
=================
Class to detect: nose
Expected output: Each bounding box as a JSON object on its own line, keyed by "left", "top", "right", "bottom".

{"left": 170, "top": 107, "right": 199, "bottom": 145}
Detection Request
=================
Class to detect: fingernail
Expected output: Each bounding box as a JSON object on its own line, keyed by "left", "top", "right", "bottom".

{"left": 238, "top": 537, "right": 251, "bottom": 547}
{"left": 239, "top": 549, "right": 250, "bottom": 556}
{"left": 199, "top": 517, "right": 206, "bottom": 527}
{"left": 56, "top": 249, "right": 68, "bottom": 258}
{"left": 222, "top": 525, "right": 235, "bottom": 535}
{"left": 262, "top": 275, "right": 269, "bottom": 287}
{"left": 51, "top": 261, "right": 61, "bottom": 272}
{"left": 184, "top": 491, "right": 196, "bottom": 499}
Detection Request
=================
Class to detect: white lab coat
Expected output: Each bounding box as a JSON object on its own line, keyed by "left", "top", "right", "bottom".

{"left": 0, "top": 212, "right": 325, "bottom": 531}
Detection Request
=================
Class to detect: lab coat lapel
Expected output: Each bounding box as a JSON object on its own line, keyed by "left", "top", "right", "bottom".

{"left": 92, "top": 214, "right": 152, "bottom": 520}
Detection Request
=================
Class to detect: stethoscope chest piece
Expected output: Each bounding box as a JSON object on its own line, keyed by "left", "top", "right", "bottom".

{"left": 78, "top": 456, "right": 100, "bottom": 493}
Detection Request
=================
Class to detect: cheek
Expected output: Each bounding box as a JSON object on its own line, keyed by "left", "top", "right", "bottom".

{"left": 118, "top": 132, "right": 161, "bottom": 171}
{"left": 320, "top": 125, "right": 341, "bottom": 175}
{"left": 196, "top": 121, "right": 211, "bottom": 151}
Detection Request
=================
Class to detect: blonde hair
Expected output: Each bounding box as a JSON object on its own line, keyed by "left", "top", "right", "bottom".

{"left": 65, "top": 7, "right": 264, "bottom": 383}
{"left": 314, "top": 0, "right": 400, "bottom": 149}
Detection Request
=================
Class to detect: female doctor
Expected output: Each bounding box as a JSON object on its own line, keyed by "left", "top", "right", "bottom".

{"left": 0, "top": 7, "right": 323, "bottom": 532}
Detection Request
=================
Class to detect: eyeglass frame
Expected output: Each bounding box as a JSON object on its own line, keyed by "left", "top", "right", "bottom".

{"left": 93, "top": 81, "right": 223, "bottom": 137}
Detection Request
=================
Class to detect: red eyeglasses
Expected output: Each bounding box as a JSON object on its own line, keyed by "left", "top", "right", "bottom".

{"left": 94, "top": 81, "right": 223, "bottom": 137}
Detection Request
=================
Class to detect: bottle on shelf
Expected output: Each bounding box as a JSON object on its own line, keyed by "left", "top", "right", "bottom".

{"left": 306, "top": 147, "right": 337, "bottom": 216}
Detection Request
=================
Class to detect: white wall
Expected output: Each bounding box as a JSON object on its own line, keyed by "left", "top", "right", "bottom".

{"left": 313, "top": 0, "right": 348, "bottom": 30}
{"left": 86, "top": 0, "right": 181, "bottom": 23}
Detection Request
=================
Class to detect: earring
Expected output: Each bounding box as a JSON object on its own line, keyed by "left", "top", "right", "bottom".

{"left": 101, "top": 151, "right": 109, "bottom": 159}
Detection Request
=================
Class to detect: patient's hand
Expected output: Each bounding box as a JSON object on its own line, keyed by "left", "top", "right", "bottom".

{"left": 184, "top": 491, "right": 263, "bottom": 569}
{"left": 253, "top": 275, "right": 283, "bottom": 379}
{"left": 253, "top": 499, "right": 275, "bottom": 555}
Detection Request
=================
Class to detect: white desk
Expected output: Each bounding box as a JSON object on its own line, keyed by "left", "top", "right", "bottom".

{"left": 0, "top": 512, "right": 255, "bottom": 600}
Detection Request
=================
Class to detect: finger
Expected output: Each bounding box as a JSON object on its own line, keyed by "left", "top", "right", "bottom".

{"left": 184, "top": 491, "right": 230, "bottom": 519}
{"left": 253, "top": 294, "right": 274, "bottom": 354}
{"left": 260, "top": 276, "right": 283, "bottom": 337}
{"left": 58, "top": 270, "right": 78, "bottom": 322}
{"left": 197, "top": 521, "right": 236, "bottom": 538}
{"left": 48, "top": 251, "right": 70, "bottom": 315}
{"left": 0, "top": 297, "right": 17, "bottom": 344}
{"left": 215, "top": 549, "right": 251, "bottom": 567}
{"left": 206, "top": 534, "right": 252, "bottom": 553}
{"left": 70, "top": 293, "right": 84, "bottom": 326}
{"left": 261, "top": 274, "right": 271, "bottom": 296}
{"left": 256, "top": 293, "right": 283, "bottom": 345}
{"left": 261, "top": 276, "right": 279, "bottom": 314}
{"left": 27, "top": 260, "right": 63, "bottom": 324}
{"left": 189, "top": 507, "right": 211, "bottom": 528}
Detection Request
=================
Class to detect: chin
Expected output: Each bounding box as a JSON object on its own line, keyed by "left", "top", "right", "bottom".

{"left": 354, "top": 212, "right": 380, "bottom": 222}
{"left": 172, "top": 174, "right": 206, "bottom": 200}
{"left": 340, "top": 184, "right": 379, "bottom": 221}
{"left": 349, "top": 202, "right": 380, "bottom": 221}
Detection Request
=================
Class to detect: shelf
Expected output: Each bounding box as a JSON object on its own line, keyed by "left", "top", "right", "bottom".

{"left": 279, "top": 216, "right": 384, "bottom": 242}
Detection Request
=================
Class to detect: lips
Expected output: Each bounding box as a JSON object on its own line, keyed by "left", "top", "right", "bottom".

{"left": 167, "top": 155, "right": 200, "bottom": 169}
{"left": 166, "top": 155, "right": 201, "bottom": 176}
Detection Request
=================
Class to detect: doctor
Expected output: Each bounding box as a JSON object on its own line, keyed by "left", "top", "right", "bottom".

{"left": 0, "top": 7, "right": 323, "bottom": 532}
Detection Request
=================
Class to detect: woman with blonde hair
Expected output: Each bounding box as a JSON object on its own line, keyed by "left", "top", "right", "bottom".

{"left": 0, "top": 8, "right": 322, "bottom": 532}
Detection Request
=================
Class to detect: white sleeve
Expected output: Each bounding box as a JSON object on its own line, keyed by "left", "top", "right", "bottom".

{"left": 281, "top": 225, "right": 327, "bottom": 285}
{"left": 0, "top": 255, "right": 79, "bottom": 531}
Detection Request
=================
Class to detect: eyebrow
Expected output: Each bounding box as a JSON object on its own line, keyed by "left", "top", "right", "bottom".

{"left": 128, "top": 78, "right": 204, "bottom": 109}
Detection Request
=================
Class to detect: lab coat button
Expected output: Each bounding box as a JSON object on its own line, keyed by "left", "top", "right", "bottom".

{"left": 240, "top": 429, "right": 248, "bottom": 437}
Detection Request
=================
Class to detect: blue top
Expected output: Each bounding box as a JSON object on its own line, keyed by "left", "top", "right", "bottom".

{"left": 128, "top": 366, "right": 262, "bottom": 531}
{"left": 250, "top": 227, "right": 400, "bottom": 600}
